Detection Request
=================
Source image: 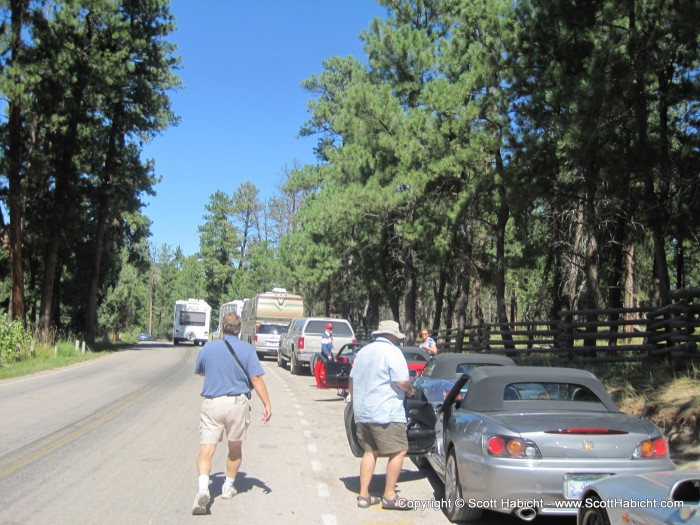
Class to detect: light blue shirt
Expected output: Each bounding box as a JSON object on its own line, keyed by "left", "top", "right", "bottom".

{"left": 194, "top": 335, "right": 264, "bottom": 398}
{"left": 350, "top": 337, "right": 409, "bottom": 424}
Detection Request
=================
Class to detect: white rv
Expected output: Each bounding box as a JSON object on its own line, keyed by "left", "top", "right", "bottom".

{"left": 215, "top": 299, "right": 247, "bottom": 338}
{"left": 172, "top": 298, "right": 211, "bottom": 345}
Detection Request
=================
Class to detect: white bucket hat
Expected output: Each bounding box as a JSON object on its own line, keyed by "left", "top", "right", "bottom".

{"left": 371, "top": 320, "right": 406, "bottom": 340}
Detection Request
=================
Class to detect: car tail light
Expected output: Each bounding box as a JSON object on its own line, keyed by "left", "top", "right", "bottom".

{"left": 484, "top": 435, "right": 541, "bottom": 459}
{"left": 487, "top": 436, "right": 505, "bottom": 455}
{"left": 444, "top": 390, "right": 462, "bottom": 402}
{"left": 297, "top": 336, "right": 305, "bottom": 350}
{"left": 634, "top": 437, "right": 669, "bottom": 459}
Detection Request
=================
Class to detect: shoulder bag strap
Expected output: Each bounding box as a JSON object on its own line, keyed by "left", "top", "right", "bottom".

{"left": 223, "top": 339, "right": 252, "bottom": 392}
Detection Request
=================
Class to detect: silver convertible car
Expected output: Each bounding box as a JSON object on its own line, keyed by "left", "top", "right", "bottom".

{"left": 413, "top": 352, "right": 516, "bottom": 406}
{"left": 432, "top": 367, "right": 675, "bottom": 522}
{"left": 345, "top": 365, "right": 676, "bottom": 522}
{"left": 578, "top": 470, "right": 699, "bottom": 525}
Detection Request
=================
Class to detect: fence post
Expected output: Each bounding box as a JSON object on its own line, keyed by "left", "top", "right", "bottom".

{"left": 556, "top": 298, "right": 575, "bottom": 361}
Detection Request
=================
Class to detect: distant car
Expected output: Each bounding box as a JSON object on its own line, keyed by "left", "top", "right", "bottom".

{"left": 252, "top": 323, "right": 288, "bottom": 360}
{"left": 429, "top": 367, "right": 675, "bottom": 522}
{"left": 137, "top": 332, "right": 151, "bottom": 341}
{"left": 578, "top": 470, "right": 699, "bottom": 525}
{"left": 278, "top": 317, "right": 356, "bottom": 374}
{"left": 412, "top": 352, "right": 516, "bottom": 406}
{"left": 401, "top": 346, "right": 430, "bottom": 377}
{"left": 313, "top": 344, "right": 430, "bottom": 389}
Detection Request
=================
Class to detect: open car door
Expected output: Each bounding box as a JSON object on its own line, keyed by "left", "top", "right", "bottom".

{"left": 344, "top": 396, "right": 437, "bottom": 458}
{"left": 322, "top": 357, "right": 353, "bottom": 388}
{"left": 314, "top": 353, "right": 353, "bottom": 389}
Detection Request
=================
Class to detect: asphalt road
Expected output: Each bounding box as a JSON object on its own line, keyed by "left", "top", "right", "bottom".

{"left": 0, "top": 342, "right": 572, "bottom": 525}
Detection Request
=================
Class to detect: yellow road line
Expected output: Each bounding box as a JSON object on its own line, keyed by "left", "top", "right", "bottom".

{"left": 0, "top": 381, "right": 161, "bottom": 478}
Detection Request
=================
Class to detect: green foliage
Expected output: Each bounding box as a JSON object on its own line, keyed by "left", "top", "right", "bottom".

{"left": 0, "top": 313, "right": 33, "bottom": 366}
{"left": 98, "top": 249, "right": 148, "bottom": 339}
{"left": 1, "top": 0, "right": 698, "bottom": 345}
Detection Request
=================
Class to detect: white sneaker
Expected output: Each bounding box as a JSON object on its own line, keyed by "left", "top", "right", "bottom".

{"left": 192, "top": 491, "right": 210, "bottom": 515}
{"left": 221, "top": 483, "right": 237, "bottom": 499}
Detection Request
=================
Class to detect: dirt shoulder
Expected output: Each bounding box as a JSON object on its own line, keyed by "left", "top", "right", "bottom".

{"left": 612, "top": 376, "right": 700, "bottom": 470}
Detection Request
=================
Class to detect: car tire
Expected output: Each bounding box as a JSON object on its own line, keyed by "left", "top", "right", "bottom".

{"left": 444, "top": 450, "right": 483, "bottom": 522}
{"left": 290, "top": 352, "right": 302, "bottom": 375}
{"left": 343, "top": 401, "right": 364, "bottom": 458}
{"left": 277, "top": 350, "right": 286, "bottom": 368}
{"left": 579, "top": 495, "right": 611, "bottom": 525}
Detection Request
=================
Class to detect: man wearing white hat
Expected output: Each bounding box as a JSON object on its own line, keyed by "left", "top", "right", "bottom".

{"left": 349, "top": 320, "right": 414, "bottom": 510}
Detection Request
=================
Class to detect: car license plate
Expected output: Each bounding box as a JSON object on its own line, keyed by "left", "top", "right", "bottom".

{"left": 563, "top": 474, "right": 610, "bottom": 499}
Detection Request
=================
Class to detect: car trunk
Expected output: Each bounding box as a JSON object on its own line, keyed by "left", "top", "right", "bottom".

{"left": 492, "top": 412, "right": 656, "bottom": 459}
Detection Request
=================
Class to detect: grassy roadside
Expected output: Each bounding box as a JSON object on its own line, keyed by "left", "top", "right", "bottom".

{"left": 0, "top": 340, "right": 131, "bottom": 381}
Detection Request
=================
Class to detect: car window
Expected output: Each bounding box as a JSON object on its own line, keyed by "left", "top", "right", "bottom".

{"left": 421, "top": 359, "right": 437, "bottom": 377}
{"left": 258, "top": 324, "right": 287, "bottom": 335}
{"left": 403, "top": 352, "right": 427, "bottom": 362}
{"left": 305, "top": 320, "right": 353, "bottom": 336}
{"left": 290, "top": 319, "right": 303, "bottom": 333}
{"left": 455, "top": 362, "right": 505, "bottom": 375}
{"left": 504, "top": 382, "right": 602, "bottom": 402}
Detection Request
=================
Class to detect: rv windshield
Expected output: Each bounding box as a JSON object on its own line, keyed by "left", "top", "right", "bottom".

{"left": 179, "top": 311, "right": 206, "bottom": 326}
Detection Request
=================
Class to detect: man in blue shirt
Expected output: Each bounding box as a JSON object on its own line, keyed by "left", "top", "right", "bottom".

{"left": 192, "top": 312, "right": 272, "bottom": 515}
{"left": 349, "top": 320, "right": 414, "bottom": 510}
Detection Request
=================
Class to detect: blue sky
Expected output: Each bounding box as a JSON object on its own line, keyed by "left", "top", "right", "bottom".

{"left": 141, "top": 0, "right": 386, "bottom": 256}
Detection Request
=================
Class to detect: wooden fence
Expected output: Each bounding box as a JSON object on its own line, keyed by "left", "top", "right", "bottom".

{"left": 432, "top": 288, "right": 700, "bottom": 363}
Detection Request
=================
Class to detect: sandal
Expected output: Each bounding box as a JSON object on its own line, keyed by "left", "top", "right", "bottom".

{"left": 357, "top": 495, "right": 381, "bottom": 508}
{"left": 381, "top": 494, "right": 411, "bottom": 510}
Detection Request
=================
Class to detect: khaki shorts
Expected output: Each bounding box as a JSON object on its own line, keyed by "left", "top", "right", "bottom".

{"left": 356, "top": 422, "right": 408, "bottom": 455}
{"left": 199, "top": 395, "right": 251, "bottom": 444}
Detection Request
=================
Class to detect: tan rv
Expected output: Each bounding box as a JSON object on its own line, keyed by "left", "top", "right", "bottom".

{"left": 239, "top": 288, "right": 304, "bottom": 359}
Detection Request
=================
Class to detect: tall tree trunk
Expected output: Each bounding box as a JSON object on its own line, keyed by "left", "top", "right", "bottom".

{"left": 86, "top": 105, "right": 122, "bottom": 348}
{"left": 85, "top": 204, "right": 107, "bottom": 347}
{"left": 39, "top": 236, "right": 61, "bottom": 342}
{"left": 454, "top": 223, "right": 473, "bottom": 353}
{"left": 7, "top": 0, "right": 28, "bottom": 323}
{"left": 565, "top": 203, "right": 585, "bottom": 310}
{"left": 432, "top": 268, "right": 447, "bottom": 333}
{"left": 584, "top": 170, "right": 600, "bottom": 310}
{"left": 403, "top": 246, "right": 417, "bottom": 344}
{"left": 628, "top": 0, "right": 670, "bottom": 305}
{"left": 624, "top": 242, "right": 636, "bottom": 332}
{"left": 495, "top": 182, "right": 514, "bottom": 355}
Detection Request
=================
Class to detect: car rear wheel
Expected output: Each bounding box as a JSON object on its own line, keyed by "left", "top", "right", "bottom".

{"left": 290, "top": 352, "right": 302, "bottom": 375}
{"left": 444, "top": 450, "right": 482, "bottom": 522}
{"left": 579, "top": 495, "right": 611, "bottom": 525}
